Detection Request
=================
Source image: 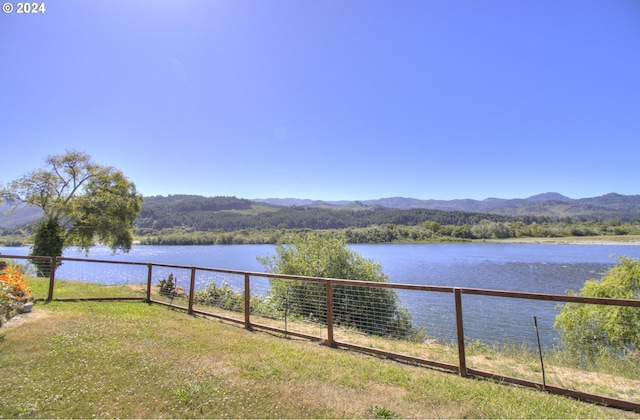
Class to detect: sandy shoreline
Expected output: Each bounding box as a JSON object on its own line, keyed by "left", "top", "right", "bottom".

{"left": 480, "top": 235, "right": 640, "bottom": 246}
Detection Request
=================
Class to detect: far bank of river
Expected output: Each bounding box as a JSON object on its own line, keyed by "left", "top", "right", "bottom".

{"left": 2, "top": 241, "right": 639, "bottom": 347}
{"left": 480, "top": 234, "right": 640, "bottom": 245}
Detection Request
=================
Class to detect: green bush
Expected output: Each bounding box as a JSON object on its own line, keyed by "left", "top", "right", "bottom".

{"left": 554, "top": 257, "right": 640, "bottom": 364}
{"left": 258, "top": 233, "right": 422, "bottom": 339}
{"left": 194, "top": 282, "right": 245, "bottom": 312}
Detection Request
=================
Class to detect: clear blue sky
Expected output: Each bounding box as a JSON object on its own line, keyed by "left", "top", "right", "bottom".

{"left": 1, "top": 0, "right": 639, "bottom": 201}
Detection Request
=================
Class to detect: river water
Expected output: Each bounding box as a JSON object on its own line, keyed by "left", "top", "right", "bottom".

{"left": 3, "top": 242, "right": 639, "bottom": 347}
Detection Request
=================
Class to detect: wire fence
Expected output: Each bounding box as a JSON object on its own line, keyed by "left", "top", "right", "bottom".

{"left": 2, "top": 254, "right": 639, "bottom": 413}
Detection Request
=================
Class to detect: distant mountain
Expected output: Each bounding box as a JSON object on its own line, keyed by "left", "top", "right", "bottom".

{"left": 253, "top": 198, "right": 354, "bottom": 207}
{"left": 253, "top": 198, "right": 315, "bottom": 207}
{"left": 255, "top": 193, "right": 573, "bottom": 211}
{"left": 0, "top": 203, "right": 43, "bottom": 230}
{"left": 358, "top": 193, "right": 574, "bottom": 213}
{"left": 525, "top": 192, "right": 572, "bottom": 202}
{"left": 256, "top": 192, "right": 640, "bottom": 221}
{"left": 2, "top": 192, "right": 639, "bottom": 231}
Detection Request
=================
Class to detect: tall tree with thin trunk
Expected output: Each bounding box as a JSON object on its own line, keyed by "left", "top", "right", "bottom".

{"left": 0, "top": 150, "right": 143, "bottom": 275}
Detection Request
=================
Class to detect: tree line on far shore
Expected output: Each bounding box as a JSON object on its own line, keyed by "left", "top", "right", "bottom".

{"left": 135, "top": 218, "right": 640, "bottom": 246}
{"left": 3, "top": 155, "right": 640, "bottom": 247}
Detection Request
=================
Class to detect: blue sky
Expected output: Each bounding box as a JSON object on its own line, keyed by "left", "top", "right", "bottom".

{"left": 1, "top": 0, "right": 639, "bottom": 201}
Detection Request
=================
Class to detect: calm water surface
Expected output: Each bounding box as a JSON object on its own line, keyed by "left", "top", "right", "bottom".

{"left": 3, "top": 242, "right": 639, "bottom": 346}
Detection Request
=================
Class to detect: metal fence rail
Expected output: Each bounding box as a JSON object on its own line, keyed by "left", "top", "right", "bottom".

{"left": 2, "top": 254, "right": 639, "bottom": 413}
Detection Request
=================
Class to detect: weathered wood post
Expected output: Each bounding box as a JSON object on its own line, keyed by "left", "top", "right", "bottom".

{"left": 326, "top": 280, "right": 335, "bottom": 347}
{"left": 454, "top": 288, "right": 467, "bottom": 377}
{"left": 244, "top": 273, "right": 252, "bottom": 330}
{"left": 146, "top": 264, "right": 153, "bottom": 302}
{"left": 188, "top": 267, "right": 196, "bottom": 315}
{"left": 47, "top": 256, "right": 56, "bottom": 302}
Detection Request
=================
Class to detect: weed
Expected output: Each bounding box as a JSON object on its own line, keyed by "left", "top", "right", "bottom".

{"left": 371, "top": 405, "right": 398, "bottom": 418}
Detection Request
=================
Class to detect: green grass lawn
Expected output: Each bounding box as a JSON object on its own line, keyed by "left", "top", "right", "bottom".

{"left": 1, "top": 279, "right": 639, "bottom": 418}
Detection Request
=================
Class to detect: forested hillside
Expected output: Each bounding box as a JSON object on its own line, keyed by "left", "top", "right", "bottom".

{"left": 136, "top": 195, "right": 254, "bottom": 229}
{"left": 132, "top": 195, "right": 538, "bottom": 233}
{"left": 257, "top": 193, "right": 640, "bottom": 221}
{"left": 132, "top": 195, "right": 640, "bottom": 245}
{"left": 2, "top": 193, "right": 639, "bottom": 237}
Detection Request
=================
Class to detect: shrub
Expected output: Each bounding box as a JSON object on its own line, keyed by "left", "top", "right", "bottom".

{"left": 194, "top": 282, "right": 245, "bottom": 312}
{"left": 554, "top": 257, "right": 640, "bottom": 364}
{"left": 158, "top": 273, "right": 178, "bottom": 297}
{"left": 258, "top": 233, "right": 421, "bottom": 339}
{"left": 193, "top": 281, "right": 274, "bottom": 316}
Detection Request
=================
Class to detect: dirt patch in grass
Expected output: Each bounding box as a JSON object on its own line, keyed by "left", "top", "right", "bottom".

{"left": 275, "top": 380, "right": 409, "bottom": 418}
{"left": 2, "top": 308, "right": 52, "bottom": 329}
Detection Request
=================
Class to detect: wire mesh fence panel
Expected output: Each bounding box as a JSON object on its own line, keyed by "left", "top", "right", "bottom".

{"left": 332, "top": 283, "right": 403, "bottom": 337}
{"left": 1, "top": 254, "right": 59, "bottom": 300}
{"left": 0, "top": 255, "right": 45, "bottom": 278}
{"left": 50, "top": 259, "right": 148, "bottom": 300}
{"left": 399, "top": 288, "right": 460, "bottom": 365}
{"left": 249, "top": 275, "right": 271, "bottom": 303}
{"left": 546, "top": 301, "right": 640, "bottom": 403}
{"left": 243, "top": 275, "right": 296, "bottom": 333}
{"left": 334, "top": 286, "right": 461, "bottom": 367}
{"left": 458, "top": 293, "right": 640, "bottom": 405}
{"left": 150, "top": 266, "right": 193, "bottom": 307}
{"left": 21, "top": 256, "right": 55, "bottom": 280}
{"left": 399, "top": 288, "right": 458, "bottom": 341}
{"left": 460, "top": 294, "right": 555, "bottom": 384}
{"left": 192, "top": 270, "right": 246, "bottom": 323}
{"left": 250, "top": 277, "right": 327, "bottom": 340}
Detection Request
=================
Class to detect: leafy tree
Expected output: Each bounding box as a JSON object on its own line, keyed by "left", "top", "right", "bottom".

{"left": 554, "top": 257, "right": 640, "bottom": 363}
{"left": 0, "top": 151, "right": 143, "bottom": 275}
{"left": 451, "top": 224, "right": 473, "bottom": 239}
{"left": 471, "top": 219, "right": 493, "bottom": 239}
{"left": 258, "top": 233, "right": 419, "bottom": 339}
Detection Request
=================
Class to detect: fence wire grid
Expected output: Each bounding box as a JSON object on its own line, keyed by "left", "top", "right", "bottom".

{"left": 2, "top": 254, "right": 639, "bottom": 412}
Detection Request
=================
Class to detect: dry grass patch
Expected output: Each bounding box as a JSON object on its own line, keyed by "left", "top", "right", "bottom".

{"left": 466, "top": 352, "right": 640, "bottom": 403}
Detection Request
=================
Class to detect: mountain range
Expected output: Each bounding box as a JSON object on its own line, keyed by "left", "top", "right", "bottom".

{"left": 254, "top": 192, "right": 572, "bottom": 211}
{"left": 254, "top": 192, "right": 640, "bottom": 221}
{"left": 1, "top": 192, "right": 639, "bottom": 231}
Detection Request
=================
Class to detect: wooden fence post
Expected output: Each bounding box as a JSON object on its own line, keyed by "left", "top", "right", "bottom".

{"left": 454, "top": 288, "right": 467, "bottom": 377}
{"left": 244, "top": 273, "right": 251, "bottom": 330}
{"left": 146, "top": 264, "right": 153, "bottom": 302}
{"left": 188, "top": 267, "right": 196, "bottom": 315}
{"left": 326, "top": 280, "right": 335, "bottom": 347}
{"left": 47, "top": 256, "right": 56, "bottom": 302}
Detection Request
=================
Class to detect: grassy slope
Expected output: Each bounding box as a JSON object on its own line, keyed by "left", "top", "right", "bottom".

{"left": 0, "top": 281, "right": 638, "bottom": 418}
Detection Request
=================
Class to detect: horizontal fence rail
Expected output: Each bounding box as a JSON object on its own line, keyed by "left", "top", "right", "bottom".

{"left": 2, "top": 253, "right": 639, "bottom": 413}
